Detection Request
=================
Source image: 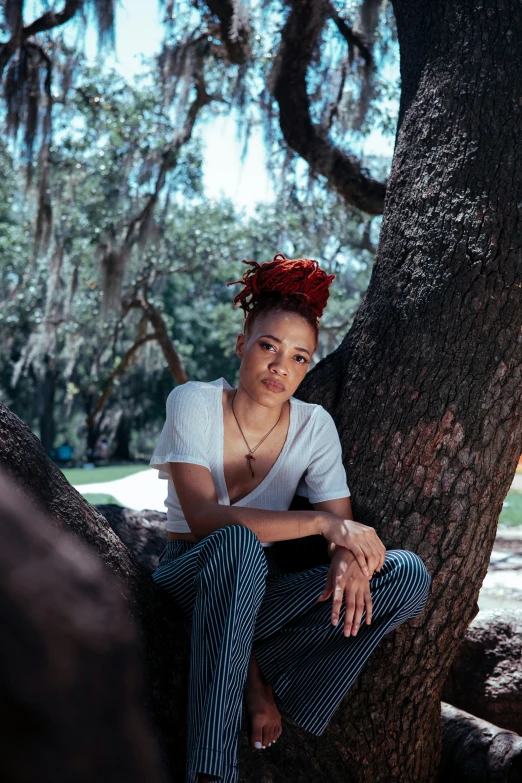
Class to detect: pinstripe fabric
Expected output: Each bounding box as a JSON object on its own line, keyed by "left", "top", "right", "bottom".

{"left": 152, "top": 525, "right": 431, "bottom": 782}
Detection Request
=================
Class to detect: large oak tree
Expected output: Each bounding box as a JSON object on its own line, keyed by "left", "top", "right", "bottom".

{"left": 290, "top": 0, "right": 522, "bottom": 779}
{"left": 1, "top": 0, "right": 521, "bottom": 781}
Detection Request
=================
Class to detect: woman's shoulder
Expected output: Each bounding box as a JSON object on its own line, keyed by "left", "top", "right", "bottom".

{"left": 291, "top": 397, "right": 338, "bottom": 431}
{"left": 290, "top": 396, "right": 331, "bottom": 417}
{"left": 166, "top": 378, "right": 221, "bottom": 409}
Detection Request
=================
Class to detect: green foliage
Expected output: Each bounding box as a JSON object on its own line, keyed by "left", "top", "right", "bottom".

{"left": 0, "top": 134, "right": 378, "bottom": 458}
{"left": 0, "top": 22, "right": 390, "bottom": 460}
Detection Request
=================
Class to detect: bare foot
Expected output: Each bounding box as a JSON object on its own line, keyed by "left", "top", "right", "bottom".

{"left": 245, "top": 653, "right": 282, "bottom": 749}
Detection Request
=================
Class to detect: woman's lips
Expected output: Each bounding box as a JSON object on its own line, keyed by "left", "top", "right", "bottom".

{"left": 262, "top": 379, "right": 285, "bottom": 393}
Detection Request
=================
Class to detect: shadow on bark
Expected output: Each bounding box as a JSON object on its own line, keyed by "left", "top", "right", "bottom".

{"left": 0, "top": 468, "right": 167, "bottom": 783}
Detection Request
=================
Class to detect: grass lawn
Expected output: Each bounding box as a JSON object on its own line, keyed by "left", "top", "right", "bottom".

{"left": 82, "top": 493, "right": 122, "bottom": 506}
{"left": 62, "top": 464, "right": 149, "bottom": 485}
{"left": 500, "top": 489, "right": 522, "bottom": 527}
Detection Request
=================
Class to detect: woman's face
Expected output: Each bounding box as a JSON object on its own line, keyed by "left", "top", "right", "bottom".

{"left": 235, "top": 310, "right": 316, "bottom": 406}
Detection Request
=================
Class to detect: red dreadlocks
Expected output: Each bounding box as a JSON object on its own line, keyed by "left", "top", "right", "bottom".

{"left": 226, "top": 254, "right": 335, "bottom": 323}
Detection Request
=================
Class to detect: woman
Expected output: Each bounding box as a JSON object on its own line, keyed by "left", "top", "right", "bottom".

{"left": 150, "top": 254, "right": 431, "bottom": 783}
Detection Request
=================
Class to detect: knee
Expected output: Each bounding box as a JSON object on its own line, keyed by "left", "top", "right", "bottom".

{"left": 208, "top": 524, "right": 264, "bottom": 564}
{"left": 385, "top": 550, "right": 431, "bottom": 609}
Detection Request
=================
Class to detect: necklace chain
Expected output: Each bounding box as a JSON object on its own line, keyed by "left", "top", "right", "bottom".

{"left": 231, "top": 389, "right": 285, "bottom": 478}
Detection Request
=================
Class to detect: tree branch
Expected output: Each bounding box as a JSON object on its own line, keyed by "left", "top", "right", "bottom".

{"left": 86, "top": 332, "right": 159, "bottom": 429}
{"left": 123, "top": 72, "right": 212, "bottom": 252}
{"left": 0, "top": 0, "right": 83, "bottom": 75}
{"left": 22, "top": 0, "right": 83, "bottom": 38}
{"left": 131, "top": 293, "right": 189, "bottom": 386}
{"left": 273, "top": 0, "right": 386, "bottom": 215}
{"left": 325, "top": 1, "right": 374, "bottom": 67}
{"left": 204, "top": 0, "right": 251, "bottom": 65}
{"left": 101, "top": 58, "right": 212, "bottom": 319}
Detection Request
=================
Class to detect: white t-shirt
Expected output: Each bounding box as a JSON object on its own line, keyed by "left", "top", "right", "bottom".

{"left": 149, "top": 377, "right": 350, "bottom": 546}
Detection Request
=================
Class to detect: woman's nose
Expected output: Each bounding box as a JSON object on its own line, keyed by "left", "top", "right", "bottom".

{"left": 269, "top": 355, "right": 289, "bottom": 375}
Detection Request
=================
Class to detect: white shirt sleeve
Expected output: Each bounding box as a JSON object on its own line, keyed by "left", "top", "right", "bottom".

{"left": 149, "top": 382, "right": 211, "bottom": 479}
{"left": 296, "top": 406, "right": 350, "bottom": 503}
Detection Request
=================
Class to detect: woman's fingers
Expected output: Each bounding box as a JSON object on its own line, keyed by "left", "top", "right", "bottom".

{"left": 318, "top": 567, "right": 333, "bottom": 602}
{"left": 365, "top": 586, "right": 373, "bottom": 625}
{"left": 369, "top": 535, "right": 386, "bottom": 573}
{"left": 351, "top": 544, "right": 370, "bottom": 578}
{"left": 364, "top": 544, "right": 378, "bottom": 575}
{"left": 323, "top": 518, "right": 386, "bottom": 578}
{"left": 359, "top": 537, "right": 385, "bottom": 576}
{"left": 366, "top": 536, "right": 384, "bottom": 574}
{"left": 351, "top": 591, "right": 365, "bottom": 636}
{"left": 343, "top": 588, "right": 356, "bottom": 636}
{"left": 331, "top": 579, "right": 344, "bottom": 626}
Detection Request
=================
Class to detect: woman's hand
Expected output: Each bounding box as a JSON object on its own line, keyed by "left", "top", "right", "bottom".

{"left": 318, "top": 514, "right": 386, "bottom": 578}
{"left": 317, "top": 548, "right": 372, "bottom": 636}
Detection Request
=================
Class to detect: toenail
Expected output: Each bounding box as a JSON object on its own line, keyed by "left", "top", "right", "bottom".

{"left": 255, "top": 742, "right": 262, "bottom": 749}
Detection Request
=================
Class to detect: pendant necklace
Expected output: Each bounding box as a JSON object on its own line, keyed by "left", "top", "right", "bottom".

{"left": 231, "top": 390, "right": 284, "bottom": 478}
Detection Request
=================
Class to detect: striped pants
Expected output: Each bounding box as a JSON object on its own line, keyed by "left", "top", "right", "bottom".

{"left": 151, "top": 525, "right": 431, "bottom": 783}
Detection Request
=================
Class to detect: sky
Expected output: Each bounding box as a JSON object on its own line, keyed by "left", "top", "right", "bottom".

{"left": 80, "top": 0, "right": 275, "bottom": 211}
{"left": 80, "top": 0, "right": 393, "bottom": 214}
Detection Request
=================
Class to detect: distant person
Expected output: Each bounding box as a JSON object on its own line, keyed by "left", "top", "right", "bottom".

{"left": 56, "top": 442, "right": 73, "bottom": 465}
{"left": 150, "top": 254, "right": 432, "bottom": 783}
{"left": 94, "top": 437, "right": 110, "bottom": 463}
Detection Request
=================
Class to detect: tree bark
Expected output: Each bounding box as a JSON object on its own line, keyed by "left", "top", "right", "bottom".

{"left": 205, "top": 0, "right": 251, "bottom": 64}
{"left": 288, "top": 1, "right": 522, "bottom": 780}
{"left": 439, "top": 704, "right": 522, "bottom": 783}
{"left": 0, "top": 403, "right": 189, "bottom": 781}
{"left": 443, "top": 610, "right": 522, "bottom": 735}
{"left": 0, "top": 469, "right": 166, "bottom": 783}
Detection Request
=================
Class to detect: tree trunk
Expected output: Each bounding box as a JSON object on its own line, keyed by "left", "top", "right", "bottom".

{"left": 287, "top": 1, "right": 522, "bottom": 780}
{"left": 0, "top": 403, "right": 189, "bottom": 782}
{"left": 38, "top": 356, "right": 56, "bottom": 452}
{"left": 2, "top": 402, "right": 520, "bottom": 783}
{"left": 1, "top": 2, "right": 521, "bottom": 781}
{"left": 443, "top": 610, "right": 522, "bottom": 735}
{"left": 0, "top": 469, "right": 167, "bottom": 783}
{"left": 113, "top": 411, "right": 132, "bottom": 461}
{"left": 439, "top": 704, "right": 522, "bottom": 782}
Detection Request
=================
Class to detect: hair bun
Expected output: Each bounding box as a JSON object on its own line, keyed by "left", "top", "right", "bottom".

{"left": 226, "top": 253, "right": 335, "bottom": 320}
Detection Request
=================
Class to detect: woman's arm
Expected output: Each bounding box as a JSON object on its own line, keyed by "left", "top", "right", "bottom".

{"left": 313, "top": 497, "right": 384, "bottom": 636}
{"left": 170, "top": 463, "right": 385, "bottom": 576}
{"left": 312, "top": 497, "right": 354, "bottom": 559}
{"left": 170, "top": 462, "right": 323, "bottom": 541}
{"left": 313, "top": 496, "right": 386, "bottom": 573}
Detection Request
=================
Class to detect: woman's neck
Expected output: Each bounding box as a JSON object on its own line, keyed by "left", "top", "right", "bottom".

{"left": 223, "top": 383, "right": 288, "bottom": 436}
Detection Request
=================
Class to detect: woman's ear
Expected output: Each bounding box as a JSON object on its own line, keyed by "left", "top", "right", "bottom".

{"left": 236, "top": 332, "right": 245, "bottom": 358}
